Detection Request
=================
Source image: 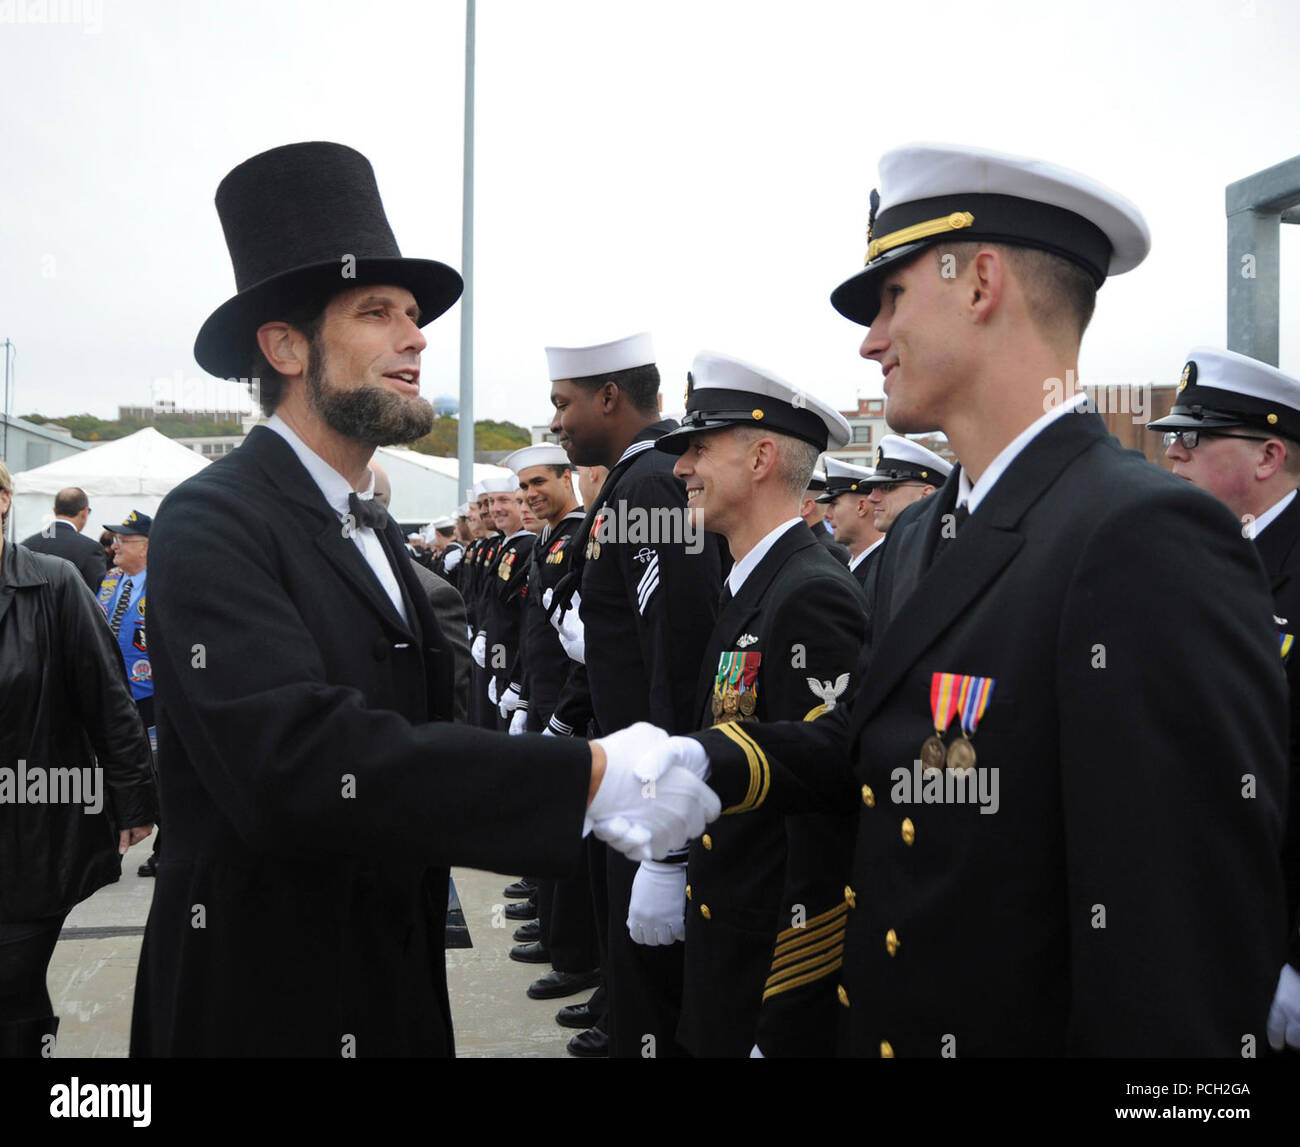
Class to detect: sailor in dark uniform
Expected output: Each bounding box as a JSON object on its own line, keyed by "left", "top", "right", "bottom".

{"left": 1149, "top": 347, "right": 1300, "bottom": 1053}
{"left": 861, "top": 435, "right": 950, "bottom": 534}
{"left": 627, "top": 142, "right": 1287, "bottom": 1057}
{"left": 802, "top": 468, "right": 850, "bottom": 565}
{"left": 816, "top": 457, "right": 882, "bottom": 587}
{"left": 647, "top": 351, "right": 867, "bottom": 1057}
{"left": 494, "top": 445, "right": 603, "bottom": 1003}
{"left": 546, "top": 331, "right": 724, "bottom": 1058}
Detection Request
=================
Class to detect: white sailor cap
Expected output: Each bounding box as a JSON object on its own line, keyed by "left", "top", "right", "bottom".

{"left": 545, "top": 332, "right": 655, "bottom": 381}
{"left": 831, "top": 143, "right": 1151, "bottom": 326}
{"left": 428, "top": 515, "right": 456, "bottom": 529}
{"left": 471, "top": 482, "right": 488, "bottom": 501}
{"left": 481, "top": 476, "right": 521, "bottom": 495}
{"left": 806, "top": 466, "right": 830, "bottom": 492}
{"left": 501, "top": 444, "right": 572, "bottom": 474}
{"left": 1147, "top": 347, "right": 1300, "bottom": 442}
{"left": 815, "top": 457, "right": 875, "bottom": 503}
{"left": 456, "top": 503, "right": 469, "bottom": 517}
{"left": 862, "top": 435, "right": 952, "bottom": 485}
{"left": 655, "top": 352, "right": 852, "bottom": 455}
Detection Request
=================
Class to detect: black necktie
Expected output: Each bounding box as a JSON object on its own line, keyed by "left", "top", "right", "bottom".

{"left": 109, "top": 578, "right": 133, "bottom": 636}
{"left": 348, "top": 492, "right": 388, "bottom": 531}
{"left": 719, "top": 583, "right": 733, "bottom": 608}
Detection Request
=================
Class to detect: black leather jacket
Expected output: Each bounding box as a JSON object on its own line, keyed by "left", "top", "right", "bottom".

{"left": 0, "top": 541, "right": 157, "bottom": 921}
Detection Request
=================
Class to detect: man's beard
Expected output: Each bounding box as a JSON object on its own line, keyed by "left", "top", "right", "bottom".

{"left": 305, "top": 335, "right": 434, "bottom": 446}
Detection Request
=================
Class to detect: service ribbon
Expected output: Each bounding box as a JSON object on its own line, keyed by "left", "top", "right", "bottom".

{"left": 955, "top": 675, "right": 995, "bottom": 737}
{"left": 929, "top": 672, "right": 962, "bottom": 737}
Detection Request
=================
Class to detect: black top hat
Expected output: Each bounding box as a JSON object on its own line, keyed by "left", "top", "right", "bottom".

{"left": 194, "top": 142, "right": 464, "bottom": 379}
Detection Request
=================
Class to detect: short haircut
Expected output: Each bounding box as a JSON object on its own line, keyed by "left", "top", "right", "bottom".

{"left": 939, "top": 242, "right": 1097, "bottom": 344}
{"left": 1278, "top": 437, "right": 1300, "bottom": 478}
{"left": 248, "top": 295, "right": 329, "bottom": 417}
{"left": 566, "top": 363, "right": 660, "bottom": 414}
{"left": 54, "top": 487, "right": 89, "bottom": 517}
{"left": 732, "top": 426, "right": 821, "bottom": 498}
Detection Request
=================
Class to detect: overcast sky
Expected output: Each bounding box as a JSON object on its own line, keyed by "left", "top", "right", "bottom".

{"left": 3, "top": 0, "right": 1300, "bottom": 432}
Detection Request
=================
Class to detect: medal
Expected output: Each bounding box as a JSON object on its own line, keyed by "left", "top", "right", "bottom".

{"left": 945, "top": 736, "right": 976, "bottom": 772}
{"left": 920, "top": 735, "right": 947, "bottom": 771}
{"left": 922, "top": 673, "right": 962, "bottom": 772}
{"left": 945, "top": 675, "right": 995, "bottom": 773}
{"left": 739, "top": 691, "right": 757, "bottom": 716}
{"left": 724, "top": 690, "right": 740, "bottom": 715}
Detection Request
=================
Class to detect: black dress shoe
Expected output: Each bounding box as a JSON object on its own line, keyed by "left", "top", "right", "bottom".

{"left": 566, "top": 1027, "right": 608, "bottom": 1058}
{"left": 502, "top": 879, "right": 537, "bottom": 900}
{"left": 527, "top": 968, "right": 601, "bottom": 1000}
{"left": 137, "top": 855, "right": 157, "bottom": 877}
{"left": 513, "top": 919, "right": 541, "bottom": 943}
{"left": 504, "top": 899, "right": 537, "bottom": 921}
{"left": 509, "top": 941, "right": 552, "bottom": 965}
{"left": 556, "top": 1001, "right": 599, "bottom": 1029}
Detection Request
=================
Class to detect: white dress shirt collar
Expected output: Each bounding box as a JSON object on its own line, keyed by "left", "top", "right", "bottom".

{"left": 727, "top": 518, "right": 803, "bottom": 596}
{"left": 849, "top": 535, "right": 886, "bottom": 571}
{"left": 957, "top": 391, "right": 1090, "bottom": 514}
{"left": 265, "top": 414, "right": 376, "bottom": 514}
{"left": 1250, "top": 488, "right": 1297, "bottom": 538}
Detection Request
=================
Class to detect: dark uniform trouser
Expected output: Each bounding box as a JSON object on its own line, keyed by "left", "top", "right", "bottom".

{"left": 538, "top": 839, "right": 600, "bottom": 973}
{"left": 604, "top": 850, "right": 686, "bottom": 1058}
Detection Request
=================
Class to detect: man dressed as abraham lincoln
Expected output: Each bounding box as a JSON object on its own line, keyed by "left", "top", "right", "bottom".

{"left": 130, "top": 142, "right": 718, "bottom": 1057}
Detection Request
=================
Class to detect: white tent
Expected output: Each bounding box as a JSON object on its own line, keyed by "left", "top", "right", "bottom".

{"left": 9, "top": 427, "right": 209, "bottom": 542}
{"left": 373, "top": 447, "right": 511, "bottom": 526}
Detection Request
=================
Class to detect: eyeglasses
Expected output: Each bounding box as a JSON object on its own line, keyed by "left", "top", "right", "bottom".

{"left": 871, "top": 480, "right": 926, "bottom": 494}
{"left": 1161, "top": 430, "right": 1269, "bottom": 450}
{"left": 111, "top": 536, "right": 147, "bottom": 546}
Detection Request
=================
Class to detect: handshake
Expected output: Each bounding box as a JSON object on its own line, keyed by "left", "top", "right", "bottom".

{"left": 586, "top": 723, "right": 718, "bottom": 861}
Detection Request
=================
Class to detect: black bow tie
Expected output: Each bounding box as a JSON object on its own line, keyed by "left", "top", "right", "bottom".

{"left": 348, "top": 492, "right": 389, "bottom": 532}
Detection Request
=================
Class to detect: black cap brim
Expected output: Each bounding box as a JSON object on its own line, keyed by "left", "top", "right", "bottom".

{"left": 830, "top": 241, "right": 931, "bottom": 327}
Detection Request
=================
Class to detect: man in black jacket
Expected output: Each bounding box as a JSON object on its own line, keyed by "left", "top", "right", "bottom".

{"left": 636, "top": 143, "right": 1288, "bottom": 1057}
{"left": 129, "top": 142, "right": 717, "bottom": 1058}
{"left": 1150, "top": 346, "right": 1300, "bottom": 1052}
{"left": 648, "top": 351, "right": 867, "bottom": 1057}
{"left": 21, "top": 487, "right": 108, "bottom": 592}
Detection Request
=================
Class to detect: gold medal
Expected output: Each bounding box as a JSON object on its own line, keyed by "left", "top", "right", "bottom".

{"left": 920, "top": 734, "right": 947, "bottom": 773}
{"left": 738, "top": 691, "right": 757, "bottom": 717}
{"left": 711, "top": 694, "right": 724, "bottom": 719}
{"left": 946, "top": 736, "right": 976, "bottom": 773}
{"left": 723, "top": 690, "right": 740, "bottom": 715}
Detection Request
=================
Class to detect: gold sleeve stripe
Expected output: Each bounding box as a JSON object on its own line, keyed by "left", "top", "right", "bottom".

{"left": 765, "top": 944, "right": 845, "bottom": 993}
{"left": 772, "top": 914, "right": 847, "bottom": 961}
{"left": 730, "top": 723, "right": 770, "bottom": 810}
{"left": 762, "top": 947, "right": 845, "bottom": 1000}
{"left": 768, "top": 926, "right": 847, "bottom": 973}
{"left": 715, "top": 721, "right": 770, "bottom": 814}
{"left": 773, "top": 899, "right": 848, "bottom": 945}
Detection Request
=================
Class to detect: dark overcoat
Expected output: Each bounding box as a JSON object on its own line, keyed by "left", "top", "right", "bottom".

{"left": 129, "top": 426, "right": 591, "bottom": 1057}
{"left": 696, "top": 413, "right": 1289, "bottom": 1057}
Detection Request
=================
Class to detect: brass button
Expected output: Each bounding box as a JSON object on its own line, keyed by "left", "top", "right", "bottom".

{"left": 702, "top": 834, "right": 713, "bottom": 851}
{"left": 700, "top": 904, "right": 712, "bottom": 920}
{"left": 861, "top": 784, "right": 875, "bottom": 807}
{"left": 901, "top": 817, "right": 915, "bottom": 846}
{"left": 880, "top": 1040, "right": 894, "bottom": 1058}
{"left": 844, "top": 885, "right": 857, "bottom": 908}
{"left": 685, "top": 884, "right": 692, "bottom": 901}
{"left": 837, "top": 985, "right": 850, "bottom": 1008}
{"left": 886, "top": 928, "right": 899, "bottom": 957}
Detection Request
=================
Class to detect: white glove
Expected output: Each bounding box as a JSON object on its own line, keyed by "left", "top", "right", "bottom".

{"left": 749, "top": 1044, "right": 764, "bottom": 1058}
{"left": 662, "top": 735, "right": 712, "bottom": 780}
{"left": 627, "top": 860, "right": 687, "bottom": 946}
{"left": 587, "top": 723, "right": 721, "bottom": 861}
{"left": 487, "top": 677, "right": 499, "bottom": 706}
{"left": 550, "top": 590, "right": 585, "bottom": 664}
{"left": 542, "top": 728, "right": 555, "bottom": 737}
{"left": 542, "top": 587, "right": 554, "bottom": 610}
{"left": 509, "top": 709, "right": 528, "bottom": 736}
{"left": 443, "top": 548, "right": 462, "bottom": 571}
{"left": 1268, "top": 963, "right": 1300, "bottom": 1051}
{"left": 471, "top": 630, "right": 486, "bottom": 668}
{"left": 498, "top": 683, "right": 522, "bottom": 719}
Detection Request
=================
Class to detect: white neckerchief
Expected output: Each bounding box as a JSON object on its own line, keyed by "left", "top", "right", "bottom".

{"left": 265, "top": 415, "right": 407, "bottom": 624}
{"left": 727, "top": 518, "right": 802, "bottom": 596}
{"left": 849, "top": 535, "right": 886, "bottom": 571}
{"left": 957, "top": 391, "right": 1090, "bottom": 513}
